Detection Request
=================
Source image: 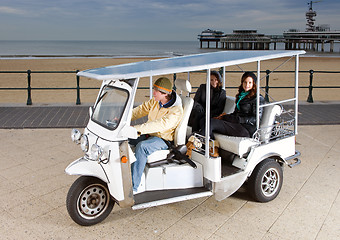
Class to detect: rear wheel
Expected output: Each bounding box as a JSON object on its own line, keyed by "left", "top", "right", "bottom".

{"left": 248, "top": 159, "right": 283, "bottom": 202}
{"left": 66, "top": 176, "right": 114, "bottom": 226}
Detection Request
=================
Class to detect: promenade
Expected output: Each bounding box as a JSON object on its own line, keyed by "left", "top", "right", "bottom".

{"left": 0, "top": 103, "right": 339, "bottom": 239}
{"left": 1, "top": 102, "right": 340, "bottom": 128}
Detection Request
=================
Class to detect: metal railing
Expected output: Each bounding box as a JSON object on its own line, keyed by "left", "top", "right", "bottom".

{"left": 0, "top": 70, "right": 97, "bottom": 105}
{"left": 0, "top": 69, "right": 339, "bottom": 105}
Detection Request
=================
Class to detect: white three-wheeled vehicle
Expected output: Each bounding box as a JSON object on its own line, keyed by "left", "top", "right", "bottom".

{"left": 66, "top": 50, "right": 304, "bottom": 226}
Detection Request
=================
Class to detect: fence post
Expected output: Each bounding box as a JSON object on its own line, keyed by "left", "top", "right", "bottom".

{"left": 307, "top": 69, "right": 314, "bottom": 103}
{"left": 265, "top": 70, "right": 270, "bottom": 102}
{"left": 26, "top": 70, "right": 32, "bottom": 105}
{"left": 76, "top": 70, "right": 81, "bottom": 105}
{"left": 173, "top": 73, "right": 177, "bottom": 91}
{"left": 218, "top": 67, "right": 224, "bottom": 78}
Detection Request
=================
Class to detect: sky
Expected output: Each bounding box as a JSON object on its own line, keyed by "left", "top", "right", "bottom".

{"left": 0, "top": 0, "right": 339, "bottom": 41}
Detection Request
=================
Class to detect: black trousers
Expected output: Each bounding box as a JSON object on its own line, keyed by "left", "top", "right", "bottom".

{"left": 188, "top": 108, "right": 205, "bottom": 132}
{"left": 199, "top": 118, "right": 250, "bottom": 139}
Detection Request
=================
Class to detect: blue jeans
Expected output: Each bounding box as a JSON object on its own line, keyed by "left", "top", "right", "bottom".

{"left": 131, "top": 136, "right": 168, "bottom": 191}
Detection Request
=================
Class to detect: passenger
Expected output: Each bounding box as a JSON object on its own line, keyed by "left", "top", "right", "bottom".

{"left": 188, "top": 70, "right": 226, "bottom": 132}
{"left": 187, "top": 72, "right": 265, "bottom": 157}
{"left": 130, "top": 77, "right": 183, "bottom": 192}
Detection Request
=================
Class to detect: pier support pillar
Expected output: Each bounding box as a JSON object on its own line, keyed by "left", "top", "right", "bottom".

{"left": 330, "top": 41, "right": 334, "bottom": 52}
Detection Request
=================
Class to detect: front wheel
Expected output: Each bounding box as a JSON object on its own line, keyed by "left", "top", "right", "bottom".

{"left": 248, "top": 159, "right": 283, "bottom": 202}
{"left": 66, "top": 176, "right": 114, "bottom": 226}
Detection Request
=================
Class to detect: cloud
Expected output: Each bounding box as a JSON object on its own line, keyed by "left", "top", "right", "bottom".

{"left": 0, "top": 6, "right": 26, "bottom": 15}
{"left": 0, "top": 0, "right": 339, "bottom": 40}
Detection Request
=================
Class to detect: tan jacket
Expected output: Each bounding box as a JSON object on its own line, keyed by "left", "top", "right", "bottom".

{"left": 132, "top": 92, "right": 183, "bottom": 141}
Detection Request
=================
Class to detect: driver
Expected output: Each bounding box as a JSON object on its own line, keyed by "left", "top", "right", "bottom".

{"left": 130, "top": 77, "right": 183, "bottom": 193}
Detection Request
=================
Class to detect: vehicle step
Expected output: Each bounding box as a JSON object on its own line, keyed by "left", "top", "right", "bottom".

{"left": 132, "top": 187, "right": 212, "bottom": 210}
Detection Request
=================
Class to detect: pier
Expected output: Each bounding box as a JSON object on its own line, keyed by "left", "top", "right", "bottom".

{"left": 198, "top": 29, "right": 339, "bottom": 52}
{"left": 198, "top": 1, "right": 340, "bottom": 53}
{"left": 198, "top": 29, "right": 284, "bottom": 51}
{"left": 283, "top": 31, "right": 340, "bottom": 52}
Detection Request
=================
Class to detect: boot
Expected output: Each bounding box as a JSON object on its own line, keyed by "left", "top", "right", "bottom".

{"left": 209, "top": 140, "right": 219, "bottom": 158}
{"left": 186, "top": 135, "right": 202, "bottom": 158}
{"left": 188, "top": 135, "right": 202, "bottom": 148}
{"left": 186, "top": 141, "right": 194, "bottom": 158}
{"left": 209, "top": 146, "right": 219, "bottom": 158}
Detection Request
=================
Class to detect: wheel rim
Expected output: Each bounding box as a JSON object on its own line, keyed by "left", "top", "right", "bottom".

{"left": 261, "top": 167, "right": 280, "bottom": 197}
{"left": 77, "top": 183, "right": 110, "bottom": 220}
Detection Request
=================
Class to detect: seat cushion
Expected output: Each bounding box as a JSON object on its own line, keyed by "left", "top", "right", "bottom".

{"left": 214, "top": 134, "right": 258, "bottom": 157}
{"left": 147, "top": 149, "right": 170, "bottom": 163}
{"left": 223, "top": 96, "right": 236, "bottom": 114}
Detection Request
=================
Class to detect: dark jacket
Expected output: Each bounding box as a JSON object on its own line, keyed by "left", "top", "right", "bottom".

{"left": 193, "top": 84, "right": 226, "bottom": 117}
{"left": 222, "top": 94, "right": 265, "bottom": 135}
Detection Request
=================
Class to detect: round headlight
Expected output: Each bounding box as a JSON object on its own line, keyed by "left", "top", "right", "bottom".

{"left": 80, "top": 135, "right": 89, "bottom": 152}
{"left": 71, "top": 129, "right": 81, "bottom": 143}
{"left": 90, "top": 144, "right": 103, "bottom": 161}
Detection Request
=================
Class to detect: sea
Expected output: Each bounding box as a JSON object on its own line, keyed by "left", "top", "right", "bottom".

{"left": 0, "top": 40, "right": 339, "bottom": 59}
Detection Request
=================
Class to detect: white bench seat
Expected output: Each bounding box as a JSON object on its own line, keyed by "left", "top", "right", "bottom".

{"left": 215, "top": 104, "right": 282, "bottom": 157}
{"left": 214, "top": 134, "right": 258, "bottom": 157}
{"left": 186, "top": 92, "right": 281, "bottom": 158}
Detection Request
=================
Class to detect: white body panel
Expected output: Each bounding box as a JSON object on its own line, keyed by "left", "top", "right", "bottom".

{"left": 191, "top": 151, "right": 221, "bottom": 182}
{"left": 245, "top": 136, "right": 296, "bottom": 174}
{"left": 145, "top": 163, "right": 203, "bottom": 191}
{"left": 65, "top": 158, "right": 109, "bottom": 183}
{"left": 212, "top": 136, "right": 296, "bottom": 201}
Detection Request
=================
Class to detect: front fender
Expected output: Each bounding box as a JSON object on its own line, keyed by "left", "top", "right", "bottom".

{"left": 65, "top": 158, "right": 109, "bottom": 183}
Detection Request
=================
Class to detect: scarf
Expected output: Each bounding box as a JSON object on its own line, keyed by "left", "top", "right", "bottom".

{"left": 236, "top": 91, "right": 249, "bottom": 110}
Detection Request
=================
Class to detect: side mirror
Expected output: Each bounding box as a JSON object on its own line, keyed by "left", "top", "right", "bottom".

{"left": 89, "top": 107, "right": 93, "bottom": 117}
{"left": 118, "top": 125, "right": 138, "bottom": 139}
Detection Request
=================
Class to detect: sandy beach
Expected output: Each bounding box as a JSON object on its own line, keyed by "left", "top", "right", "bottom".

{"left": 0, "top": 56, "right": 339, "bottom": 104}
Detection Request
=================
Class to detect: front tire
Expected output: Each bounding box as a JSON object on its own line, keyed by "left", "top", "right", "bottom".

{"left": 66, "top": 176, "right": 114, "bottom": 226}
{"left": 248, "top": 159, "right": 283, "bottom": 202}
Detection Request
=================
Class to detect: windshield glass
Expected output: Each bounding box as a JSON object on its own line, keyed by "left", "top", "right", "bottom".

{"left": 92, "top": 85, "right": 129, "bottom": 130}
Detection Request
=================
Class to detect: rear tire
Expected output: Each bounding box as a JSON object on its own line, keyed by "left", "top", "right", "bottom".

{"left": 248, "top": 159, "right": 283, "bottom": 202}
{"left": 66, "top": 176, "right": 114, "bottom": 226}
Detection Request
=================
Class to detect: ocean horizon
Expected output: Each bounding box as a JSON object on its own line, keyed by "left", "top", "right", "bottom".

{"left": 0, "top": 40, "right": 339, "bottom": 59}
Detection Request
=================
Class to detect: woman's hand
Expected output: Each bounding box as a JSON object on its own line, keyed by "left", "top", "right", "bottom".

{"left": 214, "top": 112, "right": 226, "bottom": 120}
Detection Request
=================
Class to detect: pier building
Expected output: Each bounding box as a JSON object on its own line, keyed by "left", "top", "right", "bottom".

{"left": 197, "top": 29, "right": 224, "bottom": 48}
{"left": 220, "top": 30, "right": 271, "bottom": 50}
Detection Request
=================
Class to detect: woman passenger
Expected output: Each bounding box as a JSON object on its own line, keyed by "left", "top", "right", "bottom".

{"left": 188, "top": 70, "right": 226, "bottom": 132}
{"left": 200, "top": 71, "right": 265, "bottom": 139}
{"left": 187, "top": 72, "right": 265, "bottom": 158}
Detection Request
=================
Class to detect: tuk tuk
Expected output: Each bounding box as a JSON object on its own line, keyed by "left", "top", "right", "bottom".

{"left": 66, "top": 50, "right": 304, "bottom": 226}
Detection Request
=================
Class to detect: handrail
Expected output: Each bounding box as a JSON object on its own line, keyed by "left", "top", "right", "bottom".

{"left": 0, "top": 69, "right": 339, "bottom": 105}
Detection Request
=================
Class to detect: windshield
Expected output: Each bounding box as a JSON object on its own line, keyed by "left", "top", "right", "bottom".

{"left": 92, "top": 85, "right": 129, "bottom": 130}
